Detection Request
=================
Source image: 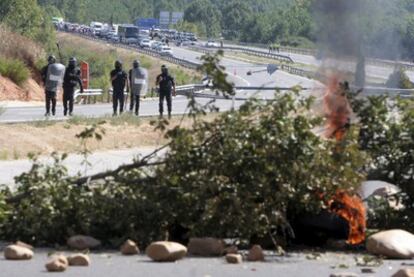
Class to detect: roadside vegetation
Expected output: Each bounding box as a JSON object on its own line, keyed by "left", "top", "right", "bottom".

{"left": 0, "top": 58, "right": 30, "bottom": 85}
{"left": 0, "top": 25, "right": 44, "bottom": 87}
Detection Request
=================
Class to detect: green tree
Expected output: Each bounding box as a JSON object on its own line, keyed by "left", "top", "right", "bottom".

{"left": 184, "top": 0, "right": 221, "bottom": 37}
{"left": 1, "top": 0, "right": 55, "bottom": 49}
{"left": 221, "top": 0, "right": 250, "bottom": 40}
{"left": 172, "top": 20, "right": 199, "bottom": 35}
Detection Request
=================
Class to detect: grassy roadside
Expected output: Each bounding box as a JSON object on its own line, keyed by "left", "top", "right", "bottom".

{"left": 0, "top": 113, "right": 218, "bottom": 161}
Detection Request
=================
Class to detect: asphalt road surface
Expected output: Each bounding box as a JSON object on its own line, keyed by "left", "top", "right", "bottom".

{"left": 0, "top": 248, "right": 412, "bottom": 277}
{"left": 218, "top": 41, "right": 414, "bottom": 82}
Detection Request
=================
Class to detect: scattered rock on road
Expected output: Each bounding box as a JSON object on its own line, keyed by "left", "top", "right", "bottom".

{"left": 247, "top": 245, "right": 265, "bottom": 261}
{"left": 15, "top": 241, "right": 34, "bottom": 250}
{"left": 146, "top": 241, "right": 187, "bottom": 262}
{"left": 67, "top": 235, "right": 101, "bottom": 250}
{"left": 120, "top": 239, "right": 140, "bottom": 255}
{"left": 4, "top": 244, "right": 34, "bottom": 260}
{"left": 67, "top": 253, "right": 91, "bottom": 266}
{"left": 225, "top": 254, "right": 243, "bottom": 264}
{"left": 366, "top": 230, "right": 414, "bottom": 259}
{"left": 188, "top": 237, "right": 225, "bottom": 256}
{"left": 393, "top": 268, "right": 414, "bottom": 277}
{"left": 45, "top": 255, "right": 68, "bottom": 272}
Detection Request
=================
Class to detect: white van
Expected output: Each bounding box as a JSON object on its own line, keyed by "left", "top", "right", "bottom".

{"left": 90, "top": 22, "right": 103, "bottom": 35}
{"left": 160, "top": 46, "right": 173, "bottom": 56}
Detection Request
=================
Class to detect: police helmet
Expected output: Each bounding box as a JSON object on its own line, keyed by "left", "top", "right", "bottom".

{"left": 115, "top": 60, "right": 123, "bottom": 69}
{"left": 161, "top": 65, "right": 168, "bottom": 74}
{"left": 48, "top": 55, "right": 56, "bottom": 64}
{"left": 69, "top": 57, "right": 77, "bottom": 67}
{"left": 133, "top": 60, "right": 140, "bottom": 68}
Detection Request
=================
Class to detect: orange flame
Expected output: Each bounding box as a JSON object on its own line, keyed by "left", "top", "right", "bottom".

{"left": 329, "top": 190, "right": 366, "bottom": 245}
{"left": 323, "top": 74, "right": 351, "bottom": 140}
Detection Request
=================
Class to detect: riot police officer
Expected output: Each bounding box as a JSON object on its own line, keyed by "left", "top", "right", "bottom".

{"left": 63, "top": 57, "right": 83, "bottom": 116}
{"left": 129, "top": 60, "right": 148, "bottom": 116}
{"left": 41, "top": 55, "right": 65, "bottom": 116}
{"left": 110, "top": 60, "right": 129, "bottom": 116}
{"left": 156, "top": 65, "right": 176, "bottom": 119}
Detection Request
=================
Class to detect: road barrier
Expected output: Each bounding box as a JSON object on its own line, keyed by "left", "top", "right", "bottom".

{"left": 189, "top": 45, "right": 294, "bottom": 63}
{"left": 74, "top": 89, "right": 103, "bottom": 104}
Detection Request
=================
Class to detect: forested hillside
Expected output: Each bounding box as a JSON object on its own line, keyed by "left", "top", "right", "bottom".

{"left": 2, "top": 0, "right": 414, "bottom": 59}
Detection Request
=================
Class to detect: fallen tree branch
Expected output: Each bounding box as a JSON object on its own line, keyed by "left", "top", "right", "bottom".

{"left": 72, "top": 143, "right": 171, "bottom": 185}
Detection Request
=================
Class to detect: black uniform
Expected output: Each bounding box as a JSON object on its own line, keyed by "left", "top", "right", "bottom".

{"left": 156, "top": 73, "right": 175, "bottom": 116}
{"left": 110, "top": 68, "right": 128, "bottom": 114}
{"left": 63, "top": 66, "right": 83, "bottom": 116}
{"left": 41, "top": 65, "right": 56, "bottom": 115}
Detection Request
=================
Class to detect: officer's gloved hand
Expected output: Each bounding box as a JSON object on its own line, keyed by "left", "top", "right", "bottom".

{"left": 80, "top": 89, "right": 84, "bottom": 94}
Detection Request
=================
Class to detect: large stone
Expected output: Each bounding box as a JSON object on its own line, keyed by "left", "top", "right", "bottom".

{"left": 67, "top": 253, "right": 91, "bottom": 266}
{"left": 146, "top": 241, "right": 187, "bottom": 262}
{"left": 225, "top": 254, "right": 243, "bottom": 264}
{"left": 4, "top": 245, "right": 34, "bottom": 260}
{"left": 187, "top": 238, "right": 225, "bottom": 256}
{"left": 247, "top": 245, "right": 265, "bottom": 262}
{"left": 45, "top": 255, "right": 68, "bottom": 272}
{"left": 67, "top": 235, "right": 101, "bottom": 250}
{"left": 15, "top": 241, "right": 34, "bottom": 250}
{"left": 393, "top": 269, "right": 414, "bottom": 277}
{"left": 366, "top": 229, "right": 414, "bottom": 259}
{"left": 120, "top": 240, "right": 140, "bottom": 255}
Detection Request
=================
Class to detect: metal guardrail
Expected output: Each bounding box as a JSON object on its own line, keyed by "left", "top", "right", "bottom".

{"left": 361, "top": 86, "right": 414, "bottom": 98}
{"left": 220, "top": 40, "right": 317, "bottom": 56}
{"left": 74, "top": 89, "right": 103, "bottom": 104}
{"left": 190, "top": 45, "right": 293, "bottom": 63}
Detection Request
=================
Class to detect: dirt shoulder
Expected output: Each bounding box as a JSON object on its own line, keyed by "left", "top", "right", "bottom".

{"left": 0, "top": 114, "right": 216, "bottom": 161}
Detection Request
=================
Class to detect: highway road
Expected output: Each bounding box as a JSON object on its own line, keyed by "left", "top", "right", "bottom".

{"left": 218, "top": 41, "right": 414, "bottom": 82}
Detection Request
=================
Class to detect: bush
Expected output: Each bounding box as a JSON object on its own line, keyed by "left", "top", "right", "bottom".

{"left": 0, "top": 90, "right": 366, "bottom": 246}
{"left": 350, "top": 93, "right": 414, "bottom": 230}
{"left": 279, "top": 36, "right": 316, "bottom": 49}
{"left": 0, "top": 58, "right": 30, "bottom": 85}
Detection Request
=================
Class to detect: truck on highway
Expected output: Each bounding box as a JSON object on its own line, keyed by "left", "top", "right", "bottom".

{"left": 90, "top": 21, "right": 103, "bottom": 36}
{"left": 118, "top": 24, "right": 140, "bottom": 44}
